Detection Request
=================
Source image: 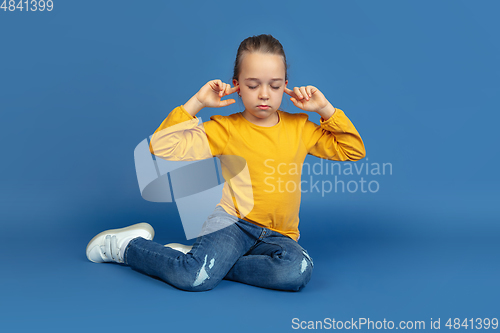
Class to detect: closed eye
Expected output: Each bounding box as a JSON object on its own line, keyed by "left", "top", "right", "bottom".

{"left": 247, "top": 86, "right": 281, "bottom": 90}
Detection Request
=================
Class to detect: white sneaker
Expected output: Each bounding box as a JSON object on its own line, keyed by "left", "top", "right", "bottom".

{"left": 86, "top": 223, "right": 155, "bottom": 263}
{"left": 165, "top": 243, "right": 193, "bottom": 254}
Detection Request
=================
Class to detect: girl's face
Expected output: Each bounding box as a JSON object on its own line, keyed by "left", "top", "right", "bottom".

{"left": 233, "top": 52, "right": 288, "bottom": 126}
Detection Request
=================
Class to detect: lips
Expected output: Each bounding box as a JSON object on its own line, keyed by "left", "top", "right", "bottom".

{"left": 258, "top": 105, "right": 270, "bottom": 109}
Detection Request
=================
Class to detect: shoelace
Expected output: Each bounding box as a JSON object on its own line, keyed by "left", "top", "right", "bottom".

{"left": 101, "top": 235, "right": 123, "bottom": 263}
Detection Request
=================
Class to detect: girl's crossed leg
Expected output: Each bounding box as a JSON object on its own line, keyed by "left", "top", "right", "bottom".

{"left": 88, "top": 206, "right": 313, "bottom": 291}
{"left": 124, "top": 219, "right": 252, "bottom": 292}
{"left": 225, "top": 233, "right": 314, "bottom": 291}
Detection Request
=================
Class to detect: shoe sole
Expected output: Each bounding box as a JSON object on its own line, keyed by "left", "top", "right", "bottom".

{"left": 86, "top": 222, "right": 155, "bottom": 263}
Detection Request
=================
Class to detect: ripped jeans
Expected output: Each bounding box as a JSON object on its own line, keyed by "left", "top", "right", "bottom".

{"left": 124, "top": 205, "right": 314, "bottom": 292}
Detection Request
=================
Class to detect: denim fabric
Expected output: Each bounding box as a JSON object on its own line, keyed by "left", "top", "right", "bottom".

{"left": 124, "top": 206, "right": 314, "bottom": 292}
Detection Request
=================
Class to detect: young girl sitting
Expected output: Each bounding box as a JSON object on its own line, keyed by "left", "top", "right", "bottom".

{"left": 86, "top": 34, "right": 366, "bottom": 292}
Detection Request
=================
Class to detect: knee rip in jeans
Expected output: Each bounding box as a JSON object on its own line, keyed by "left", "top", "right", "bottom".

{"left": 300, "top": 250, "right": 314, "bottom": 273}
{"left": 193, "top": 254, "right": 216, "bottom": 287}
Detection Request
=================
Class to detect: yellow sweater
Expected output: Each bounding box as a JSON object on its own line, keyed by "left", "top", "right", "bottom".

{"left": 150, "top": 105, "right": 365, "bottom": 241}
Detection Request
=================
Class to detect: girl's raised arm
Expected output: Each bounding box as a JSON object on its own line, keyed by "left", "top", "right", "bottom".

{"left": 148, "top": 79, "right": 235, "bottom": 160}
{"left": 183, "top": 79, "right": 239, "bottom": 117}
{"left": 285, "top": 85, "right": 366, "bottom": 161}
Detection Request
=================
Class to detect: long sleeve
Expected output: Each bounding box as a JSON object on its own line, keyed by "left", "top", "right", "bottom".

{"left": 149, "top": 105, "right": 229, "bottom": 160}
{"left": 301, "top": 108, "right": 366, "bottom": 161}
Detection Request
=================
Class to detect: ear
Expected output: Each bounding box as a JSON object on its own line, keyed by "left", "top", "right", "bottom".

{"left": 285, "top": 80, "right": 288, "bottom": 88}
{"left": 232, "top": 79, "right": 239, "bottom": 87}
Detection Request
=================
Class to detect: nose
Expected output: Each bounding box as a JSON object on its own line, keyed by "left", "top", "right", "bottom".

{"left": 259, "top": 86, "right": 269, "bottom": 100}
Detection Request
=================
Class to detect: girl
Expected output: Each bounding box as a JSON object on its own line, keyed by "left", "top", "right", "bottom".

{"left": 86, "top": 34, "right": 366, "bottom": 292}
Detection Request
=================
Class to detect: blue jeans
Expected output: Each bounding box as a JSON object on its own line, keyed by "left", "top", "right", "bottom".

{"left": 124, "top": 206, "right": 314, "bottom": 292}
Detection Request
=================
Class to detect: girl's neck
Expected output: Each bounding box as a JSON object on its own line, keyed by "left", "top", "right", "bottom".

{"left": 241, "top": 110, "right": 280, "bottom": 127}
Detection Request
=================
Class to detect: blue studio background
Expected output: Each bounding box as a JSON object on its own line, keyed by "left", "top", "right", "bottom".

{"left": 1, "top": 0, "right": 499, "bottom": 332}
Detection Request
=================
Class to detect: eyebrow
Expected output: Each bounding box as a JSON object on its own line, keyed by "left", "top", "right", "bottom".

{"left": 244, "top": 78, "right": 284, "bottom": 82}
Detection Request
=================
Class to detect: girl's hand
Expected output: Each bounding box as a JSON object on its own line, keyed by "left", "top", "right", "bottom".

{"left": 284, "top": 85, "right": 335, "bottom": 118}
{"left": 195, "top": 79, "right": 239, "bottom": 108}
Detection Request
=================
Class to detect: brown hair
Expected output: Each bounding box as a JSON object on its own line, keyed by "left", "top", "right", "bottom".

{"left": 232, "top": 34, "right": 289, "bottom": 82}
